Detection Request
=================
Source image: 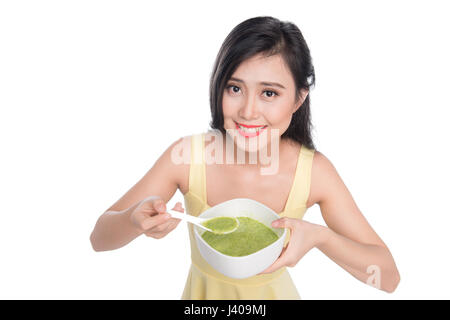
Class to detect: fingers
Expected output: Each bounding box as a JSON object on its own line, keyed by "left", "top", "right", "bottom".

{"left": 171, "top": 202, "right": 185, "bottom": 213}
{"left": 258, "top": 245, "right": 289, "bottom": 274}
{"left": 144, "top": 216, "right": 181, "bottom": 237}
{"left": 141, "top": 212, "right": 171, "bottom": 230}
{"left": 271, "top": 217, "right": 296, "bottom": 230}
{"left": 145, "top": 217, "right": 180, "bottom": 234}
{"left": 153, "top": 202, "right": 184, "bottom": 232}
{"left": 143, "top": 202, "right": 185, "bottom": 236}
{"left": 134, "top": 198, "right": 186, "bottom": 238}
{"left": 258, "top": 218, "right": 298, "bottom": 274}
{"left": 151, "top": 198, "right": 166, "bottom": 216}
{"left": 152, "top": 200, "right": 183, "bottom": 215}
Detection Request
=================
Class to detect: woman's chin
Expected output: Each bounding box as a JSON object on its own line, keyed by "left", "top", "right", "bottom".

{"left": 233, "top": 128, "right": 272, "bottom": 153}
{"left": 236, "top": 141, "right": 266, "bottom": 154}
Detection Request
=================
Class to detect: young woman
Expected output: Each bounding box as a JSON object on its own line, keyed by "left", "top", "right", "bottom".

{"left": 90, "top": 16, "right": 400, "bottom": 299}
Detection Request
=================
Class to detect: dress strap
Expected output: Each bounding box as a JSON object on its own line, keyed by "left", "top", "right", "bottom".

{"left": 283, "top": 145, "right": 315, "bottom": 212}
{"left": 188, "top": 133, "right": 207, "bottom": 203}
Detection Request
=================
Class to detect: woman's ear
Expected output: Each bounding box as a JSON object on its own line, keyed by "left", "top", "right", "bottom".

{"left": 293, "top": 88, "right": 309, "bottom": 113}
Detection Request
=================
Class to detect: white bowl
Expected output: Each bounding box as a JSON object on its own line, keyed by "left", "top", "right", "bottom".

{"left": 194, "top": 198, "right": 286, "bottom": 279}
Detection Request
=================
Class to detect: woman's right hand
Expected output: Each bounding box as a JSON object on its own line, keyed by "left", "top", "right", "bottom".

{"left": 130, "top": 196, "right": 184, "bottom": 239}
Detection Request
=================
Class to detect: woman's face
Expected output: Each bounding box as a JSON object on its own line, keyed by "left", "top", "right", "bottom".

{"left": 222, "top": 53, "right": 308, "bottom": 155}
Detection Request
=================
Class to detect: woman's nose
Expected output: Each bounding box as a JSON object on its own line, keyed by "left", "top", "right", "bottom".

{"left": 239, "top": 96, "right": 260, "bottom": 120}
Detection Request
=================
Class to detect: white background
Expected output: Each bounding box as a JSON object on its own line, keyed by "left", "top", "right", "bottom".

{"left": 1, "top": 0, "right": 449, "bottom": 299}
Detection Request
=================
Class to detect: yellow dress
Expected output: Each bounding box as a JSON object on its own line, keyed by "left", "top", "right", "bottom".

{"left": 181, "top": 132, "right": 315, "bottom": 300}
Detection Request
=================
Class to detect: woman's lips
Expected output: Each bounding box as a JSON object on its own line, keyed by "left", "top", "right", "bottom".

{"left": 236, "top": 122, "right": 266, "bottom": 128}
{"left": 234, "top": 121, "right": 268, "bottom": 138}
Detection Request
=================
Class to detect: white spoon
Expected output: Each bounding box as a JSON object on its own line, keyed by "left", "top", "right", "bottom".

{"left": 167, "top": 210, "right": 239, "bottom": 234}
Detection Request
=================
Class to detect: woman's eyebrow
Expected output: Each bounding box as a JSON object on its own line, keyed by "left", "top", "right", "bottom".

{"left": 229, "top": 77, "right": 286, "bottom": 89}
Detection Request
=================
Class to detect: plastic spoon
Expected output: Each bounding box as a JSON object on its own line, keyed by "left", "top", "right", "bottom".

{"left": 167, "top": 210, "right": 239, "bottom": 234}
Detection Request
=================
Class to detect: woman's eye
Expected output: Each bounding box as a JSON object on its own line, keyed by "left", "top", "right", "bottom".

{"left": 226, "top": 85, "right": 278, "bottom": 98}
{"left": 263, "top": 90, "right": 278, "bottom": 98}
{"left": 226, "top": 85, "right": 241, "bottom": 94}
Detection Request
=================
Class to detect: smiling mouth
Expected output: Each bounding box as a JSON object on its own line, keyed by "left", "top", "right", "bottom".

{"left": 234, "top": 121, "right": 268, "bottom": 137}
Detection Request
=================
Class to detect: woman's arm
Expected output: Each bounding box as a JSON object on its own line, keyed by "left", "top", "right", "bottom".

{"left": 90, "top": 137, "right": 186, "bottom": 251}
{"left": 90, "top": 202, "right": 142, "bottom": 251}
{"left": 316, "top": 226, "right": 400, "bottom": 292}
{"left": 313, "top": 152, "right": 400, "bottom": 293}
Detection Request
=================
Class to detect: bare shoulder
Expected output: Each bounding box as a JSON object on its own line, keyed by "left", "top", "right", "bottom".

{"left": 104, "top": 135, "right": 191, "bottom": 212}
{"left": 164, "top": 135, "right": 191, "bottom": 194}
{"left": 146, "top": 135, "right": 191, "bottom": 189}
{"left": 174, "top": 132, "right": 214, "bottom": 195}
{"left": 310, "top": 150, "right": 389, "bottom": 249}
{"left": 307, "top": 150, "right": 339, "bottom": 208}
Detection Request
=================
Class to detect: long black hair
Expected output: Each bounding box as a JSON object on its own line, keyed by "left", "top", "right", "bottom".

{"left": 209, "top": 16, "right": 316, "bottom": 150}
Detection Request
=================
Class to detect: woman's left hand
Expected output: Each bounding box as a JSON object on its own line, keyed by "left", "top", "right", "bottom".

{"left": 257, "top": 217, "right": 328, "bottom": 275}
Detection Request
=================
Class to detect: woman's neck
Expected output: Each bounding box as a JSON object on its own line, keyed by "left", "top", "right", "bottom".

{"left": 204, "top": 130, "right": 290, "bottom": 174}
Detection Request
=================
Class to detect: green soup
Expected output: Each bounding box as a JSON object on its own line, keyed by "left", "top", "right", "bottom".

{"left": 202, "top": 217, "right": 239, "bottom": 234}
{"left": 201, "top": 216, "right": 279, "bottom": 257}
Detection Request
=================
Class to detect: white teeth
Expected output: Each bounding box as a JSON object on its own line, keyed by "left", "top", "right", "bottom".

{"left": 238, "top": 124, "right": 266, "bottom": 133}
